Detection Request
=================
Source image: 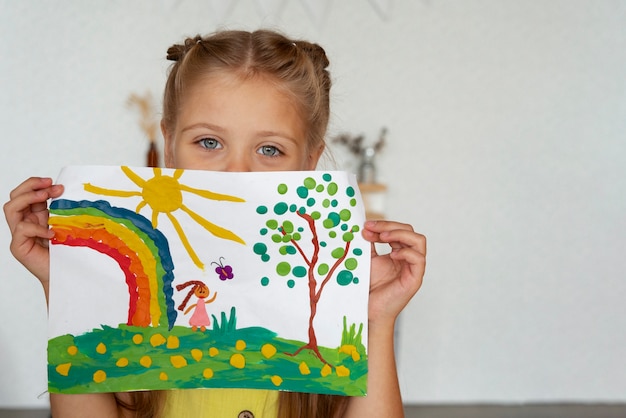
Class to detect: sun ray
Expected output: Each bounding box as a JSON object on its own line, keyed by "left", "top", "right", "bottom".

{"left": 84, "top": 184, "right": 142, "bottom": 198}
{"left": 181, "top": 205, "right": 245, "bottom": 245}
{"left": 166, "top": 212, "right": 204, "bottom": 269}
{"left": 173, "top": 169, "right": 183, "bottom": 179}
{"left": 122, "top": 166, "right": 148, "bottom": 187}
{"left": 152, "top": 210, "right": 160, "bottom": 229}
{"left": 179, "top": 184, "right": 246, "bottom": 203}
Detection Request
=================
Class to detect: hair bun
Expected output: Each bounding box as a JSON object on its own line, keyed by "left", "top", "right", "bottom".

{"left": 167, "top": 35, "right": 204, "bottom": 61}
{"left": 295, "top": 41, "right": 329, "bottom": 70}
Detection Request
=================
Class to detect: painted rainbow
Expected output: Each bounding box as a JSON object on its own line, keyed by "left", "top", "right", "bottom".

{"left": 49, "top": 199, "right": 177, "bottom": 329}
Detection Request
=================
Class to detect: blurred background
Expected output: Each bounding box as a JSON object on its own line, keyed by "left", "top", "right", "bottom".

{"left": 1, "top": 0, "right": 625, "bottom": 410}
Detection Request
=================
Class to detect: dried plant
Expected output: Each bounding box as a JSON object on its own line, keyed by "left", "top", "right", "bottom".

{"left": 127, "top": 92, "right": 158, "bottom": 143}
{"left": 332, "top": 127, "right": 387, "bottom": 156}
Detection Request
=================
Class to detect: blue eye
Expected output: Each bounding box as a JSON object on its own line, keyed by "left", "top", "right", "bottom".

{"left": 199, "top": 138, "right": 221, "bottom": 149}
{"left": 258, "top": 145, "right": 281, "bottom": 157}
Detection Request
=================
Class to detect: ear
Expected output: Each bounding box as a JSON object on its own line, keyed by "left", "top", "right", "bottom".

{"left": 306, "top": 143, "right": 325, "bottom": 170}
{"left": 161, "top": 120, "right": 175, "bottom": 168}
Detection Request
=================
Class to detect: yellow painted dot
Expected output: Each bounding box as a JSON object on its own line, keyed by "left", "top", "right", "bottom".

{"left": 67, "top": 345, "right": 78, "bottom": 356}
{"left": 56, "top": 363, "right": 71, "bottom": 376}
{"left": 351, "top": 351, "right": 361, "bottom": 361}
{"left": 230, "top": 353, "right": 246, "bottom": 369}
{"left": 116, "top": 357, "right": 129, "bottom": 367}
{"left": 320, "top": 364, "right": 332, "bottom": 377}
{"left": 150, "top": 333, "right": 167, "bottom": 347}
{"left": 96, "top": 342, "right": 106, "bottom": 354}
{"left": 339, "top": 344, "right": 357, "bottom": 355}
{"left": 203, "top": 368, "right": 214, "bottom": 379}
{"left": 209, "top": 347, "right": 219, "bottom": 357}
{"left": 93, "top": 370, "right": 107, "bottom": 383}
{"left": 140, "top": 355, "right": 152, "bottom": 368}
{"left": 170, "top": 355, "right": 188, "bottom": 368}
{"left": 336, "top": 365, "right": 350, "bottom": 377}
{"left": 261, "top": 343, "right": 277, "bottom": 359}
{"left": 191, "top": 349, "right": 203, "bottom": 362}
{"left": 132, "top": 334, "right": 143, "bottom": 344}
{"left": 299, "top": 361, "right": 311, "bottom": 375}
{"left": 159, "top": 372, "right": 168, "bottom": 381}
{"left": 167, "top": 335, "right": 180, "bottom": 349}
{"left": 235, "top": 340, "right": 246, "bottom": 350}
{"left": 271, "top": 375, "right": 283, "bottom": 386}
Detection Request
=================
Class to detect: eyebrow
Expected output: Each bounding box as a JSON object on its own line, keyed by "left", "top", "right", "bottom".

{"left": 180, "top": 123, "right": 225, "bottom": 133}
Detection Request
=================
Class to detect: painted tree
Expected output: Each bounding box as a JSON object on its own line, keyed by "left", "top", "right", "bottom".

{"left": 253, "top": 173, "right": 365, "bottom": 364}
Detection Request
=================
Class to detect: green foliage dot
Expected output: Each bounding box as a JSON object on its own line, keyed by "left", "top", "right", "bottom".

{"left": 352, "top": 225, "right": 360, "bottom": 232}
{"left": 320, "top": 241, "right": 327, "bottom": 247}
{"left": 261, "top": 254, "right": 270, "bottom": 262}
{"left": 328, "top": 182, "right": 338, "bottom": 196}
{"left": 257, "top": 205, "right": 268, "bottom": 214}
{"left": 331, "top": 247, "right": 345, "bottom": 259}
{"left": 317, "top": 263, "right": 329, "bottom": 275}
{"left": 287, "top": 280, "right": 296, "bottom": 288}
{"left": 290, "top": 204, "right": 298, "bottom": 212}
{"left": 297, "top": 186, "right": 309, "bottom": 199}
{"left": 331, "top": 199, "right": 338, "bottom": 207}
{"left": 311, "top": 211, "right": 321, "bottom": 220}
{"left": 277, "top": 184, "right": 288, "bottom": 194}
{"left": 306, "top": 197, "right": 316, "bottom": 206}
{"left": 340, "top": 209, "right": 352, "bottom": 221}
{"left": 253, "top": 243, "right": 267, "bottom": 255}
{"left": 279, "top": 245, "right": 297, "bottom": 255}
{"left": 298, "top": 227, "right": 304, "bottom": 232}
{"left": 342, "top": 232, "right": 355, "bottom": 242}
{"left": 293, "top": 266, "right": 307, "bottom": 277}
{"left": 260, "top": 228, "right": 268, "bottom": 235}
{"left": 323, "top": 173, "right": 332, "bottom": 181}
{"left": 271, "top": 234, "right": 282, "bottom": 243}
{"left": 282, "top": 221, "right": 294, "bottom": 233}
{"left": 353, "top": 248, "right": 363, "bottom": 256}
{"left": 346, "top": 186, "right": 355, "bottom": 197}
{"left": 266, "top": 219, "right": 278, "bottom": 229}
{"left": 327, "top": 212, "right": 340, "bottom": 227}
{"left": 353, "top": 277, "right": 359, "bottom": 284}
{"left": 277, "top": 262, "right": 291, "bottom": 276}
{"left": 323, "top": 218, "right": 334, "bottom": 229}
{"left": 322, "top": 199, "right": 330, "bottom": 208}
{"left": 341, "top": 224, "right": 348, "bottom": 231}
{"left": 337, "top": 270, "right": 354, "bottom": 286}
{"left": 329, "top": 231, "right": 337, "bottom": 238}
{"left": 292, "top": 232, "right": 301, "bottom": 241}
{"left": 261, "top": 277, "right": 270, "bottom": 286}
{"left": 316, "top": 184, "right": 324, "bottom": 192}
{"left": 282, "top": 234, "right": 292, "bottom": 243}
{"left": 274, "top": 202, "right": 288, "bottom": 215}
{"left": 304, "top": 177, "right": 316, "bottom": 189}
{"left": 345, "top": 258, "right": 358, "bottom": 270}
{"left": 350, "top": 198, "right": 357, "bottom": 207}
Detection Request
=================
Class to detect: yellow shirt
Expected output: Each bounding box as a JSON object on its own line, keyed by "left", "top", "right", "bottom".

{"left": 162, "top": 388, "right": 279, "bottom": 418}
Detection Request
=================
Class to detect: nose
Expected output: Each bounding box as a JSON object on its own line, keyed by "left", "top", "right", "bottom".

{"left": 223, "top": 153, "right": 252, "bottom": 172}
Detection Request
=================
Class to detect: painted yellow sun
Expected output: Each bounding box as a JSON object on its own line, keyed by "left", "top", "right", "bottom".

{"left": 84, "top": 166, "right": 245, "bottom": 269}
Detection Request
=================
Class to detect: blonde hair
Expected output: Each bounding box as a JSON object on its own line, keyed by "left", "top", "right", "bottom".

{"left": 119, "top": 29, "right": 347, "bottom": 418}
{"left": 162, "top": 29, "right": 331, "bottom": 154}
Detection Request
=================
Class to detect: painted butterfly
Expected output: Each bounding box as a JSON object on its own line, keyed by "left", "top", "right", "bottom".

{"left": 212, "top": 257, "right": 234, "bottom": 280}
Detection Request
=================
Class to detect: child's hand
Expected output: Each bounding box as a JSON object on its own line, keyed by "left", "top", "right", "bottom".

{"left": 362, "top": 220, "right": 426, "bottom": 327}
{"left": 3, "top": 177, "right": 64, "bottom": 290}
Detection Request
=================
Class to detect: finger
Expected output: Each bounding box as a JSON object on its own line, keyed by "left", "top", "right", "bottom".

{"left": 10, "top": 221, "right": 54, "bottom": 255}
{"left": 8, "top": 177, "right": 54, "bottom": 200}
{"left": 364, "top": 220, "right": 414, "bottom": 234}
{"left": 377, "top": 229, "right": 427, "bottom": 256}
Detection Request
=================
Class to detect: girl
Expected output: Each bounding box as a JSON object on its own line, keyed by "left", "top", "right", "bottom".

{"left": 4, "top": 29, "right": 426, "bottom": 418}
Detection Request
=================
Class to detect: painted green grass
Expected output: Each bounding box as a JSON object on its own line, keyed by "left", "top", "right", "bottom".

{"left": 48, "top": 323, "right": 367, "bottom": 396}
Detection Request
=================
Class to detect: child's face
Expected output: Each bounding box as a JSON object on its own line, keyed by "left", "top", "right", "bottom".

{"left": 164, "top": 72, "right": 322, "bottom": 172}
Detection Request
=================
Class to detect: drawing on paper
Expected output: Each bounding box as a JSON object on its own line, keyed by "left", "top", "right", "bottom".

{"left": 47, "top": 166, "right": 370, "bottom": 396}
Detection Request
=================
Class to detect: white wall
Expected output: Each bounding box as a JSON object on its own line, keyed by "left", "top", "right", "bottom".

{"left": 1, "top": 0, "right": 625, "bottom": 408}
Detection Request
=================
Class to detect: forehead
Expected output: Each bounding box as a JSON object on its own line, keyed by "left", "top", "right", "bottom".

{"left": 176, "top": 71, "right": 307, "bottom": 136}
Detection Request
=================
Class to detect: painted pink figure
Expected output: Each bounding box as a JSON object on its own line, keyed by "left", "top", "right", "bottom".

{"left": 176, "top": 280, "right": 217, "bottom": 332}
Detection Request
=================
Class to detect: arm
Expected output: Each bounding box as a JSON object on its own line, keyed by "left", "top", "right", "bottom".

{"left": 4, "top": 177, "right": 124, "bottom": 417}
{"left": 344, "top": 220, "right": 426, "bottom": 418}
